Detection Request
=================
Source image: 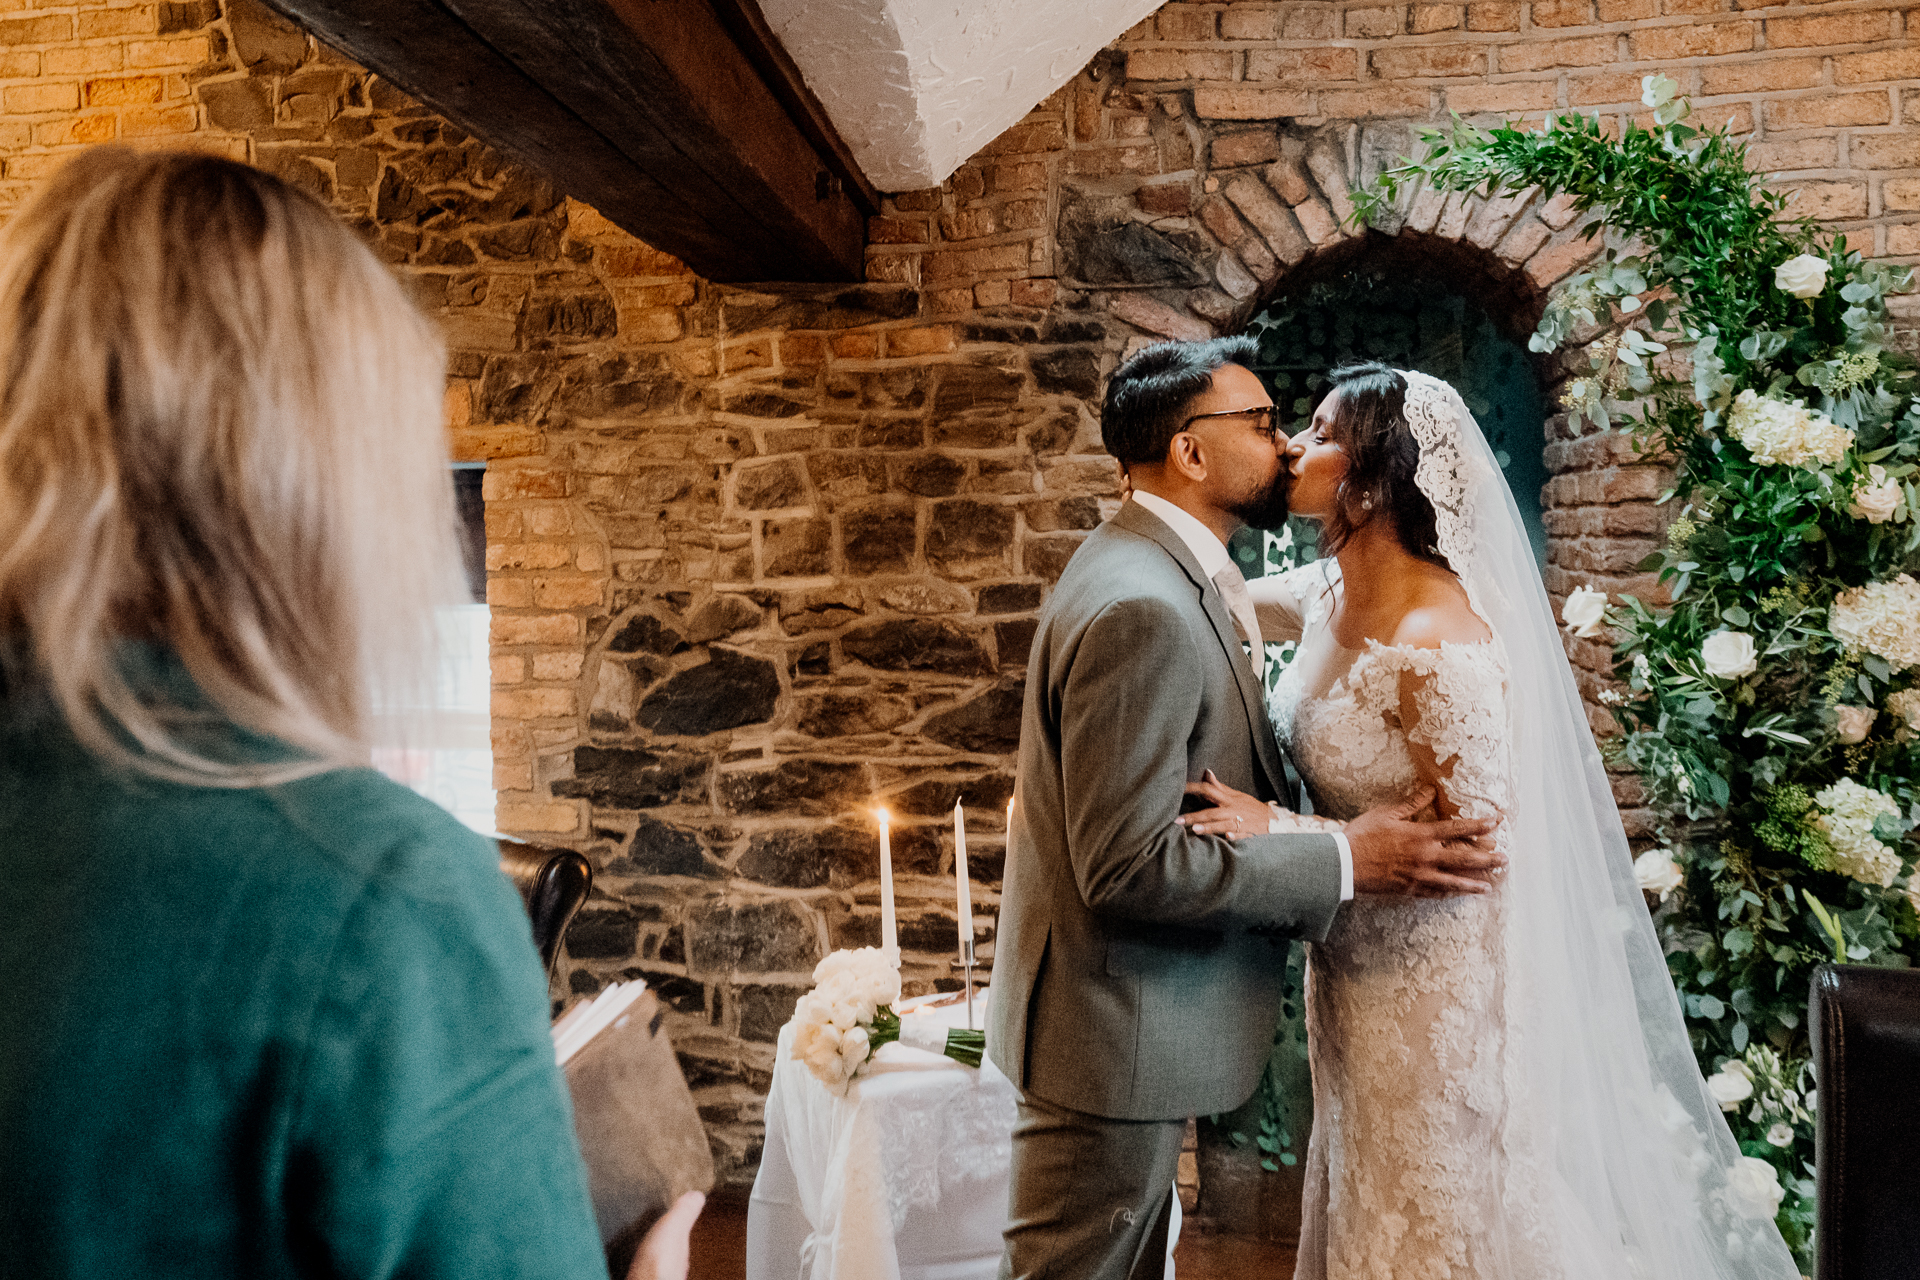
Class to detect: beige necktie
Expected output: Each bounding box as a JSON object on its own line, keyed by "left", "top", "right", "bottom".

{"left": 1211, "top": 565, "right": 1266, "bottom": 684}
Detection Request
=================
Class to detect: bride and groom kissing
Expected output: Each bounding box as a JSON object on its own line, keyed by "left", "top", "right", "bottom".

{"left": 985, "top": 339, "right": 1801, "bottom": 1280}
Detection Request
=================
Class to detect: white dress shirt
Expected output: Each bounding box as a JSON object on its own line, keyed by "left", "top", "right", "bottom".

{"left": 1126, "top": 492, "right": 1354, "bottom": 901}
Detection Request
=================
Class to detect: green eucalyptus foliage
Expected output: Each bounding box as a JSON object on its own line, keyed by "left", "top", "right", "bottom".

{"left": 1355, "top": 76, "right": 1920, "bottom": 1268}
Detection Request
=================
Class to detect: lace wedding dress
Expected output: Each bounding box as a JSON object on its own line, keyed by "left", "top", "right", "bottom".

{"left": 1265, "top": 559, "right": 1546, "bottom": 1280}
{"left": 1243, "top": 370, "right": 1798, "bottom": 1280}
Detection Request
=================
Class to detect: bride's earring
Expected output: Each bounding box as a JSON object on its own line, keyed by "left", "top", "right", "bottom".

{"left": 1361, "top": 494, "right": 1373, "bottom": 511}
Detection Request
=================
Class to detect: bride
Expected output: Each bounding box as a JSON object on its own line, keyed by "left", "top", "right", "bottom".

{"left": 1183, "top": 364, "right": 1799, "bottom": 1279}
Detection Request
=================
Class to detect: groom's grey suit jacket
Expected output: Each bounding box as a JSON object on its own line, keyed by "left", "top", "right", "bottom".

{"left": 986, "top": 500, "right": 1344, "bottom": 1121}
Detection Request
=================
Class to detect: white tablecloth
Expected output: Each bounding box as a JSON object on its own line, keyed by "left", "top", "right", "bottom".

{"left": 746, "top": 990, "right": 1179, "bottom": 1280}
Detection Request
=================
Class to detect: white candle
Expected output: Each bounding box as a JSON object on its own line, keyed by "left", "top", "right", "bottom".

{"left": 954, "top": 800, "right": 974, "bottom": 961}
{"left": 877, "top": 807, "right": 897, "bottom": 957}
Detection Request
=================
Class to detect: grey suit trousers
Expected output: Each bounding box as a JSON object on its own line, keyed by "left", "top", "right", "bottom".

{"left": 999, "top": 1094, "right": 1184, "bottom": 1280}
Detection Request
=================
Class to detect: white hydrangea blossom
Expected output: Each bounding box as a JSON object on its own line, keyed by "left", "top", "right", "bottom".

{"left": 1829, "top": 575, "right": 1920, "bottom": 672}
{"left": 1725, "top": 389, "right": 1852, "bottom": 469}
{"left": 1812, "top": 777, "right": 1903, "bottom": 887}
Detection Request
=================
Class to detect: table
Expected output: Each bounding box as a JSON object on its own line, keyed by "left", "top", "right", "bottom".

{"left": 746, "top": 990, "right": 1180, "bottom": 1280}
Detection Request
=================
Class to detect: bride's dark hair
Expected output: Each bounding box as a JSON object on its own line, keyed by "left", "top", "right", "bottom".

{"left": 1319, "top": 361, "right": 1453, "bottom": 573}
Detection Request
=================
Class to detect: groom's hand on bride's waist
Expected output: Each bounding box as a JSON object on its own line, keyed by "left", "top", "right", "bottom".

{"left": 1343, "top": 786, "right": 1504, "bottom": 898}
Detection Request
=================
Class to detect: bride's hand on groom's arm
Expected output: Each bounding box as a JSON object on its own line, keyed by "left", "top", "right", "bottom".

{"left": 1176, "top": 770, "right": 1279, "bottom": 838}
{"left": 1344, "top": 786, "right": 1505, "bottom": 898}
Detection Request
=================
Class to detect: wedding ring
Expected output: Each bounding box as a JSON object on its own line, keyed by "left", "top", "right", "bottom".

{"left": 1233, "top": 815, "right": 1243, "bottom": 827}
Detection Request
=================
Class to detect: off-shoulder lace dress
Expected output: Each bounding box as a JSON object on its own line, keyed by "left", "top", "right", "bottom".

{"left": 1255, "top": 561, "right": 1548, "bottom": 1280}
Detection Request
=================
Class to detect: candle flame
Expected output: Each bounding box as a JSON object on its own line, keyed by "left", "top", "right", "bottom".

{"left": 875, "top": 806, "right": 890, "bottom": 824}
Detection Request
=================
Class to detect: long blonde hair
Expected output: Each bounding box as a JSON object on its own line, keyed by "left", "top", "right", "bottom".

{"left": 0, "top": 146, "right": 461, "bottom": 785}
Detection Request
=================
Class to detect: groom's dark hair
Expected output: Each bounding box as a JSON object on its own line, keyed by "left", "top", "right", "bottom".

{"left": 1101, "top": 336, "right": 1261, "bottom": 466}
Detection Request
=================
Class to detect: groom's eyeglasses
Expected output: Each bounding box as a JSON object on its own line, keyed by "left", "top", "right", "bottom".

{"left": 1183, "top": 404, "right": 1282, "bottom": 444}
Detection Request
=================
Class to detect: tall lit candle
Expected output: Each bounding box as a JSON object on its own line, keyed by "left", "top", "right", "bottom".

{"left": 877, "top": 807, "right": 897, "bottom": 957}
{"left": 953, "top": 800, "right": 974, "bottom": 961}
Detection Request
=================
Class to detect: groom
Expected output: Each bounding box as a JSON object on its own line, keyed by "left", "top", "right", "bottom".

{"left": 987, "top": 337, "right": 1505, "bottom": 1280}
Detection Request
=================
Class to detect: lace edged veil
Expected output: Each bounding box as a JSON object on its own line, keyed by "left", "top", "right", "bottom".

{"left": 1398, "top": 371, "right": 1799, "bottom": 1279}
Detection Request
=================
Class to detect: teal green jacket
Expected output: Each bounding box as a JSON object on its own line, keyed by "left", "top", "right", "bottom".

{"left": 0, "top": 710, "right": 607, "bottom": 1279}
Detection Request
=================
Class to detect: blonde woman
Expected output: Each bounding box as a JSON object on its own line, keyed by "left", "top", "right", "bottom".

{"left": 0, "top": 148, "right": 696, "bottom": 1280}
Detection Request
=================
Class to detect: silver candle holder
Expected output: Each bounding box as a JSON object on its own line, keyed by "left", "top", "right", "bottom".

{"left": 949, "top": 939, "right": 977, "bottom": 1030}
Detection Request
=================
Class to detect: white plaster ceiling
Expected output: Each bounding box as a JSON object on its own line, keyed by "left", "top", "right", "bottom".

{"left": 757, "top": 0, "right": 1165, "bottom": 192}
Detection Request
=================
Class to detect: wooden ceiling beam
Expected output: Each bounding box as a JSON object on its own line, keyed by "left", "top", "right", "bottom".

{"left": 267, "top": 0, "right": 872, "bottom": 283}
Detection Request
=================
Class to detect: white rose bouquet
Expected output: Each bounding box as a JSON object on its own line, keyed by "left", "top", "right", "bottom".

{"left": 788, "top": 947, "right": 984, "bottom": 1091}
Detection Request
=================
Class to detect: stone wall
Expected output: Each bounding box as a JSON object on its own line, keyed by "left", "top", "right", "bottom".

{"left": 0, "top": 0, "right": 1911, "bottom": 1183}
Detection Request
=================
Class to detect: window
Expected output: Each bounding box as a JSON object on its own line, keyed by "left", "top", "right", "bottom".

{"left": 371, "top": 464, "right": 496, "bottom": 835}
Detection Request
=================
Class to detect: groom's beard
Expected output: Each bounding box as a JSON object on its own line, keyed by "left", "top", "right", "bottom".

{"left": 1226, "top": 468, "right": 1290, "bottom": 532}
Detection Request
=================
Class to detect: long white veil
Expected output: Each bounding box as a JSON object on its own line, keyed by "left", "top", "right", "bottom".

{"left": 1398, "top": 370, "right": 1799, "bottom": 1278}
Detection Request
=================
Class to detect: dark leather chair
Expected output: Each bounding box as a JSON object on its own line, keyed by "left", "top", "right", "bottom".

{"left": 498, "top": 839, "right": 592, "bottom": 978}
{"left": 1810, "top": 964, "right": 1920, "bottom": 1280}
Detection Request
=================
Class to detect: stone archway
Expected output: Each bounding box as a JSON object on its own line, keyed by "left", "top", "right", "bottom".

{"left": 1060, "top": 123, "right": 1601, "bottom": 348}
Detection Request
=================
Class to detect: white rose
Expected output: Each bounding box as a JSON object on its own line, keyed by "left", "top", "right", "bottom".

{"left": 812, "top": 951, "right": 855, "bottom": 984}
{"left": 791, "top": 1017, "right": 827, "bottom": 1059}
{"left": 1766, "top": 1122, "right": 1794, "bottom": 1148}
{"left": 1562, "top": 585, "right": 1609, "bottom": 638}
{"left": 1701, "top": 630, "right": 1758, "bottom": 679}
{"left": 1724, "top": 1156, "right": 1786, "bottom": 1220}
{"left": 1835, "top": 705, "right": 1877, "bottom": 743}
{"left": 838, "top": 1025, "right": 872, "bottom": 1076}
{"left": 1848, "top": 465, "right": 1902, "bottom": 523}
{"left": 795, "top": 1022, "right": 850, "bottom": 1087}
{"left": 824, "top": 994, "right": 863, "bottom": 1031}
{"left": 1707, "top": 1060, "right": 1754, "bottom": 1111}
{"left": 1774, "top": 253, "right": 1830, "bottom": 300}
{"left": 1633, "top": 847, "right": 1685, "bottom": 901}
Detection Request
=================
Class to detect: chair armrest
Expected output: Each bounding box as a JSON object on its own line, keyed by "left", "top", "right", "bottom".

{"left": 1811, "top": 963, "right": 1920, "bottom": 1280}
{"left": 498, "top": 840, "right": 593, "bottom": 977}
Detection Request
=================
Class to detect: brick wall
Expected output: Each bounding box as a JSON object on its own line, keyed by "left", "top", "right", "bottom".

{"left": 0, "top": 0, "right": 1909, "bottom": 1182}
